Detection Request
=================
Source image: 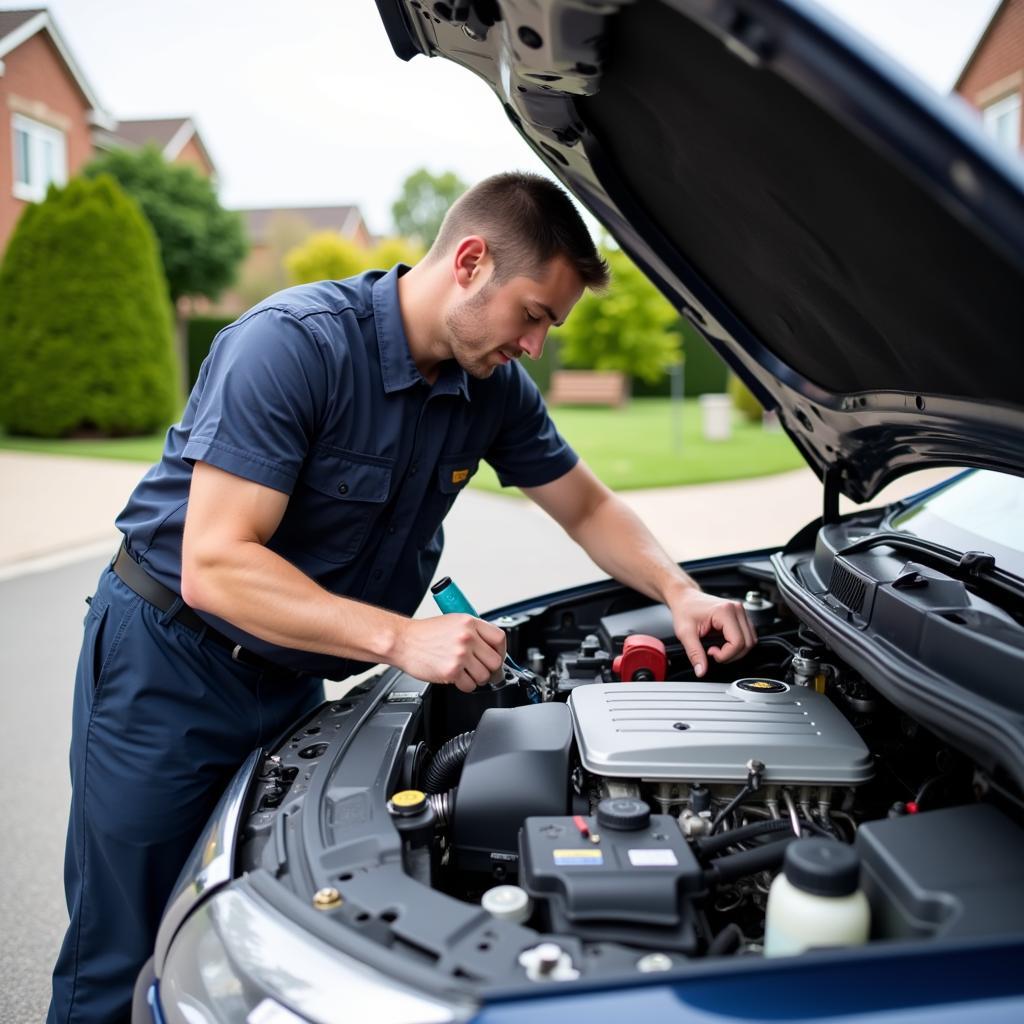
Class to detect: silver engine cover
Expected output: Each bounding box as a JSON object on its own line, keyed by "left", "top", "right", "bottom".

{"left": 568, "top": 679, "right": 873, "bottom": 785}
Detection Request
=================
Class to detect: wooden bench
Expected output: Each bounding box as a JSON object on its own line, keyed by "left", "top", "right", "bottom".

{"left": 547, "top": 370, "right": 628, "bottom": 407}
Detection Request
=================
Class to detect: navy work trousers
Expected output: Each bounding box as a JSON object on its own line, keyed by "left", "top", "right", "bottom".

{"left": 47, "top": 565, "right": 325, "bottom": 1023}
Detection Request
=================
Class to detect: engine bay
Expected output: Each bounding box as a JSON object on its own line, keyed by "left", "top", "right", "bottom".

{"left": 235, "top": 544, "right": 1024, "bottom": 991}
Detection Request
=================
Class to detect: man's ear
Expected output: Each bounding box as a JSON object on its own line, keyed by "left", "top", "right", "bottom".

{"left": 452, "top": 236, "right": 489, "bottom": 289}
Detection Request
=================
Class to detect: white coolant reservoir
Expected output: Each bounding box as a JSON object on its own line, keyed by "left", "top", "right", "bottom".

{"left": 764, "top": 838, "right": 870, "bottom": 957}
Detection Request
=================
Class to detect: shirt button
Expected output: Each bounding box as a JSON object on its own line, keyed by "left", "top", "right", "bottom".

{"left": 337, "top": 482, "right": 349, "bottom": 495}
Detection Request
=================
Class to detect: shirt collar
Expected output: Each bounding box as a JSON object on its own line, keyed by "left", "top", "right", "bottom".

{"left": 372, "top": 265, "right": 469, "bottom": 401}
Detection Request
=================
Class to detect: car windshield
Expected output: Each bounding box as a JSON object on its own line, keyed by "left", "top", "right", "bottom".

{"left": 891, "top": 470, "right": 1024, "bottom": 579}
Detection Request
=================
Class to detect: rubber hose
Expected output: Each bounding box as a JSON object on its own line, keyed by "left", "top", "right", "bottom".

{"left": 703, "top": 835, "right": 795, "bottom": 887}
{"left": 422, "top": 731, "right": 475, "bottom": 792}
{"left": 427, "top": 788, "right": 457, "bottom": 828}
{"left": 695, "top": 818, "right": 792, "bottom": 860}
{"left": 706, "top": 922, "right": 745, "bottom": 957}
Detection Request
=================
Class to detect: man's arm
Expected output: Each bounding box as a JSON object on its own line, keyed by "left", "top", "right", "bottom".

{"left": 522, "top": 461, "right": 756, "bottom": 676}
{"left": 181, "top": 461, "right": 505, "bottom": 691}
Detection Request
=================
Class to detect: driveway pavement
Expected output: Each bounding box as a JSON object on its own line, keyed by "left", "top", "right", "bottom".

{"left": 0, "top": 450, "right": 956, "bottom": 1021}
{"left": 0, "top": 450, "right": 955, "bottom": 581}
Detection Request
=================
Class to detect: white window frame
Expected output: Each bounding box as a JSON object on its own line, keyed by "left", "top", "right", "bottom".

{"left": 11, "top": 112, "right": 68, "bottom": 202}
{"left": 981, "top": 92, "right": 1022, "bottom": 151}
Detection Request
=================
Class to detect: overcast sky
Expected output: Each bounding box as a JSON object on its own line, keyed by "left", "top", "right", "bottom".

{"left": 8, "top": 0, "right": 1002, "bottom": 235}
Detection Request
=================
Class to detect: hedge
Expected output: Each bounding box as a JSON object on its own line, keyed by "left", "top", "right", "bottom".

{"left": 0, "top": 175, "right": 178, "bottom": 437}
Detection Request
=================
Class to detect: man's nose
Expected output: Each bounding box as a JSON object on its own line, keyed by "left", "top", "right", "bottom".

{"left": 518, "top": 327, "right": 548, "bottom": 360}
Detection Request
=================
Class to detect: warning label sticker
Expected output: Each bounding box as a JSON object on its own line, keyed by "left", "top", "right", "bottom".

{"left": 628, "top": 849, "right": 678, "bottom": 867}
{"left": 554, "top": 848, "right": 604, "bottom": 866}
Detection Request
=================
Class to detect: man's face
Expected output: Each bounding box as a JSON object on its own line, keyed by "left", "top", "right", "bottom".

{"left": 444, "top": 255, "right": 585, "bottom": 379}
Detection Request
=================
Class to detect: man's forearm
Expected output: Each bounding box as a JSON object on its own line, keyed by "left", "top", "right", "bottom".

{"left": 182, "top": 539, "right": 403, "bottom": 664}
{"left": 565, "top": 492, "right": 699, "bottom": 605}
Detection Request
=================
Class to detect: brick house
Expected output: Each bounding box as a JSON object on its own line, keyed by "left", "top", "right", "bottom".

{"left": 1, "top": 7, "right": 217, "bottom": 251}
{"left": 208, "top": 205, "right": 374, "bottom": 314}
{"left": 955, "top": 0, "right": 1024, "bottom": 151}
{"left": 0, "top": 7, "right": 111, "bottom": 248}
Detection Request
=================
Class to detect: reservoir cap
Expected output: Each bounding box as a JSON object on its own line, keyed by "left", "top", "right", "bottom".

{"left": 597, "top": 797, "right": 651, "bottom": 832}
{"left": 388, "top": 790, "right": 427, "bottom": 817}
{"left": 784, "top": 838, "right": 861, "bottom": 897}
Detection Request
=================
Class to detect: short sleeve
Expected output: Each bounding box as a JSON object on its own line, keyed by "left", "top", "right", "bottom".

{"left": 485, "top": 363, "right": 579, "bottom": 488}
{"left": 182, "top": 308, "right": 328, "bottom": 494}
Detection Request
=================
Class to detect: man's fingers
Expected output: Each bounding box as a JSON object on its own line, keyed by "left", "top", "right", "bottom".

{"left": 476, "top": 619, "right": 508, "bottom": 655}
{"left": 678, "top": 622, "right": 708, "bottom": 678}
{"left": 708, "top": 604, "right": 755, "bottom": 663}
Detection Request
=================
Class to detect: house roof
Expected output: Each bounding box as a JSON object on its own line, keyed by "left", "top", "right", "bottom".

{"left": 0, "top": 7, "right": 44, "bottom": 38}
{"left": 954, "top": 0, "right": 1012, "bottom": 92}
{"left": 238, "top": 206, "right": 367, "bottom": 244}
{"left": 113, "top": 117, "right": 190, "bottom": 151}
{"left": 95, "top": 115, "right": 218, "bottom": 175}
{"left": 0, "top": 7, "right": 113, "bottom": 128}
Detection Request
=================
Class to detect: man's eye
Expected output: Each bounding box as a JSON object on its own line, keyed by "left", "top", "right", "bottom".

{"left": 525, "top": 311, "right": 540, "bottom": 323}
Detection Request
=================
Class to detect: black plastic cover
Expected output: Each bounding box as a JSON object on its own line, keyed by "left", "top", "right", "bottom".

{"left": 519, "top": 811, "right": 703, "bottom": 952}
{"left": 452, "top": 703, "right": 573, "bottom": 875}
{"left": 856, "top": 804, "right": 1024, "bottom": 939}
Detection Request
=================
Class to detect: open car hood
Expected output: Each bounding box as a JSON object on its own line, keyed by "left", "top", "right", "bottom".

{"left": 377, "top": 0, "right": 1024, "bottom": 503}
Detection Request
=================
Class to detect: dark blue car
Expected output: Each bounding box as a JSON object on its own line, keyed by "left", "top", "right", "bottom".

{"left": 138, "top": 1, "right": 1024, "bottom": 1020}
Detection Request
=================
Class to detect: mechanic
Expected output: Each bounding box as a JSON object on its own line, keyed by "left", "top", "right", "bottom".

{"left": 48, "top": 172, "right": 756, "bottom": 1022}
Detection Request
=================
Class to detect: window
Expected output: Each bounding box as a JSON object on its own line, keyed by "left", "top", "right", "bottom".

{"left": 981, "top": 92, "right": 1022, "bottom": 151}
{"left": 11, "top": 113, "right": 67, "bottom": 202}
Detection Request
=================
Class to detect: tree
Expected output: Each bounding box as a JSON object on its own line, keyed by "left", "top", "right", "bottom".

{"left": 83, "top": 146, "right": 247, "bottom": 303}
{"left": 728, "top": 372, "right": 764, "bottom": 422}
{"left": 285, "top": 232, "right": 370, "bottom": 285}
{"left": 0, "top": 175, "right": 178, "bottom": 437}
{"left": 556, "top": 247, "right": 681, "bottom": 382}
{"left": 391, "top": 168, "right": 467, "bottom": 246}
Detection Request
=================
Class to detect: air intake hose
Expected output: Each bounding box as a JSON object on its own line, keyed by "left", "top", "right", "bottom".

{"left": 423, "top": 730, "right": 475, "bottom": 792}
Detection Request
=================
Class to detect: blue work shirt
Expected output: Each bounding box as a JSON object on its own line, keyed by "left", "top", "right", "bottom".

{"left": 115, "top": 266, "right": 578, "bottom": 678}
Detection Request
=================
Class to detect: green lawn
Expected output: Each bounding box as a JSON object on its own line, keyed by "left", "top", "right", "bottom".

{"left": 0, "top": 399, "right": 804, "bottom": 491}
{"left": 472, "top": 398, "right": 804, "bottom": 493}
{"left": 0, "top": 429, "right": 169, "bottom": 462}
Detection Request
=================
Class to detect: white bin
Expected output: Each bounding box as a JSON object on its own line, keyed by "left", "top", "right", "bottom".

{"left": 699, "top": 393, "right": 733, "bottom": 441}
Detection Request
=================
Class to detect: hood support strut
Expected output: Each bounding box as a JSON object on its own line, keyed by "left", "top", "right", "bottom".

{"left": 824, "top": 466, "right": 842, "bottom": 526}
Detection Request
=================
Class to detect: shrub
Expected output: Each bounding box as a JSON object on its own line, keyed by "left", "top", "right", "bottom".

{"left": 187, "top": 315, "right": 235, "bottom": 388}
{"left": 728, "top": 372, "right": 764, "bottom": 422}
{"left": 286, "top": 231, "right": 369, "bottom": 284}
{"left": 0, "top": 175, "right": 178, "bottom": 437}
{"left": 83, "top": 145, "right": 247, "bottom": 303}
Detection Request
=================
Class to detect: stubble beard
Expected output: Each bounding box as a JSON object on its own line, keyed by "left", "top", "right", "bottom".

{"left": 444, "top": 284, "right": 499, "bottom": 380}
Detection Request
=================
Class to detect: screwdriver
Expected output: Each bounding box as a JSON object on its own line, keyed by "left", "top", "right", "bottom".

{"left": 430, "top": 576, "right": 527, "bottom": 675}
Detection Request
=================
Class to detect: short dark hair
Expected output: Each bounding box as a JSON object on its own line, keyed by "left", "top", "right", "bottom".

{"left": 427, "top": 172, "right": 609, "bottom": 290}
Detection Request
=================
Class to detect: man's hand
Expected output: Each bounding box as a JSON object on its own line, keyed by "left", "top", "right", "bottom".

{"left": 392, "top": 615, "right": 507, "bottom": 693}
{"left": 669, "top": 587, "right": 757, "bottom": 678}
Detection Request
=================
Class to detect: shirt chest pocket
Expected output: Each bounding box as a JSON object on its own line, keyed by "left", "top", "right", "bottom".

{"left": 417, "top": 453, "right": 482, "bottom": 548}
{"left": 295, "top": 447, "right": 394, "bottom": 564}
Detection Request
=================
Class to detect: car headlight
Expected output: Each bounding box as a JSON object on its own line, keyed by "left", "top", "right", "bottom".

{"left": 159, "top": 885, "right": 468, "bottom": 1024}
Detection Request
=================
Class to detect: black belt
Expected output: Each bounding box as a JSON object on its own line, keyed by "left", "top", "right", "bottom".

{"left": 111, "top": 541, "right": 286, "bottom": 672}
